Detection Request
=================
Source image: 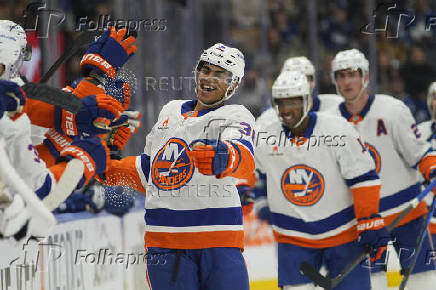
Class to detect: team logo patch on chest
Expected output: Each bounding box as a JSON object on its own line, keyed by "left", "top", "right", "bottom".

{"left": 281, "top": 165, "right": 325, "bottom": 206}
{"left": 151, "top": 138, "right": 193, "bottom": 190}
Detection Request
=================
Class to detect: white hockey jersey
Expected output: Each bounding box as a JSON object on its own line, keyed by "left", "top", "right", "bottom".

{"left": 255, "top": 94, "right": 342, "bottom": 129}
{"left": 131, "top": 100, "right": 256, "bottom": 249}
{"left": 255, "top": 112, "right": 380, "bottom": 248}
{"left": 0, "top": 114, "right": 54, "bottom": 198}
{"left": 329, "top": 94, "right": 434, "bottom": 226}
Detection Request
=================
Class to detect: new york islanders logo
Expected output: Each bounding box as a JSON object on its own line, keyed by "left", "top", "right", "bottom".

{"left": 281, "top": 165, "right": 325, "bottom": 206}
{"left": 365, "top": 142, "right": 381, "bottom": 174}
{"left": 151, "top": 138, "right": 193, "bottom": 190}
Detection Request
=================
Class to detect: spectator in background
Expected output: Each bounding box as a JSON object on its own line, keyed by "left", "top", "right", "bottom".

{"left": 319, "top": 4, "right": 353, "bottom": 51}
{"left": 229, "top": 69, "right": 269, "bottom": 118}
{"left": 401, "top": 45, "right": 436, "bottom": 122}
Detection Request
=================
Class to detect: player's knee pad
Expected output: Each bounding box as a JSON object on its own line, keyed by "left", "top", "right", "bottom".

{"left": 407, "top": 270, "right": 436, "bottom": 290}
{"left": 370, "top": 271, "right": 388, "bottom": 290}
{"left": 282, "top": 284, "right": 316, "bottom": 290}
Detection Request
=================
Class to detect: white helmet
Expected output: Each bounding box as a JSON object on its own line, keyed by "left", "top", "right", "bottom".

{"left": 0, "top": 36, "right": 24, "bottom": 81}
{"left": 282, "top": 56, "right": 315, "bottom": 77}
{"left": 427, "top": 82, "right": 436, "bottom": 120}
{"left": 0, "top": 20, "right": 31, "bottom": 61}
{"left": 0, "top": 21, "right": 30, "bottom": 81}
{"left": 272, "top": 70, "right": 312, "bottom": 128}
{"left": 194, "top": 43, "right": 245, "bottom": 106}
{"left": 331, "top": 48, "right": 369, "bottom": 101}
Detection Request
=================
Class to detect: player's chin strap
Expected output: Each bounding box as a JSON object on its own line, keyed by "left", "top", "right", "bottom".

{"left": 195, "top": 86, "right": 237, "bottom": 108}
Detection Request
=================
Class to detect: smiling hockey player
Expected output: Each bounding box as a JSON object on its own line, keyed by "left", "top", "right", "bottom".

{"left": 255, "top": 70, "right": 387, "bottom": 290}
{"left": 99, "top": 43, "right": 255, "bottom": 289}
{"left": 329, "top": 48, "right": 436, "bottom": 289}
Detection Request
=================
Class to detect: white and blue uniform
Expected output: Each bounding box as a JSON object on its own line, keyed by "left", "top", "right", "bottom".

{"left": 329, "top": 94, "right": 436, "bottom": 275}
{"left": 255, "top": 111, "right": 380, "bottom": 289}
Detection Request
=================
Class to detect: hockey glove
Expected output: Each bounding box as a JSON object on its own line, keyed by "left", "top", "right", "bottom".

{"left": 357, "top": 214, "right": 390, "bottom": 260}
{"left": 54, "top": 184, "right": 106, "bottom": 214}
{"left": 0, "top": 80, "right": 26, "bottom": 119}
{"left": 80, "top": 26, "right": 137, "bottom": 80}
{"left": 55, "top": 94, "right": 124, "bottom": 136}
{"left": 107, "top": 111, "right": 142, "bottom": 153}
{"left": 188, "top": 139, "right": 240, "bottom": 178}
{"left": 60, "top": 136, "right": 110, "bottom": 185}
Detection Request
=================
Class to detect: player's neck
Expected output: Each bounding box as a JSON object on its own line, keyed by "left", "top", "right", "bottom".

{"left": 344, "top": 93, "right": 370, "bottom": 116}
{"left": 194, "top": 100, "right": 222, "bottom": 111}
{"left": 290, "top": 116, "right": 310, "bottom": 136}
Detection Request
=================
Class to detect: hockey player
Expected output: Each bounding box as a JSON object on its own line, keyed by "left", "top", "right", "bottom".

{"left": 255, "top": 56, "right": 342, "bottom": 127}
{"left": 329, "top": 48, "right": 436, "bottom": 289}
{"left": 417, "top": 81, "right": 436, "bottom": 248}
{"left": 255, "top": 56, "right": 342, "bottom": 224}
{"left": 0, "top": 24, "right": 111, "bottom": 241}
{"left": 100, "top": 43, "right": 255, "bottom": 289}
{"left": 21, "top": 25, "right": 141, "bottom": 169}
{"left": 255, "top": 70, "right": 387, "bottom": 290}
{"left": 0, "top": 21, "right": 133, "bottom": 163}
{"left": 0, "top": 79, "right": 110, "bottom": 242}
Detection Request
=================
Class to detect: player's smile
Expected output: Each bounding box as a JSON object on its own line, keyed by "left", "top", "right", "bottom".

{"left": 196, "top": 63, "right": 231, "bottom": 107}
{"left": 276, "top": 97, "right": 304, "bottom": 129}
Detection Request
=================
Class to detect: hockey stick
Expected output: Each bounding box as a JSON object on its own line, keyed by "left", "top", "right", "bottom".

{"left": 42, "top": 158, "right": 84, "bottom": 211}
{"left": 399, "top": 194, "right": 436, "bottom": 289}
{"left": 0, "top": 137, "right": 56, "bottom": 236}
{"left": 22, "top": 82, "right": 83, "bottom": 113}
{"left": 38, "top": 31, "right": 98, "bottom": 84}
{"left": 300, "top": 179, "right": 436, "bottom": 290}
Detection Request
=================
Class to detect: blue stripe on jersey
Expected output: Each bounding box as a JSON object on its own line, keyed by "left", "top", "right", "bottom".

{"left": 271, "top": 205, "right": 355, "bottom": 235}
{"left": 145, "top": 207, "right": 243, "bottom": 227}
{"left": 271, "top": 182, "right": 422, "bottom": 235}
{"left": 311, "top": 95, "right": 320, "bottom": 112}
{"left": 234, "top": 139, "right": 254, "bottom": 155}
{"left": 140, "top": 153, "right": 150, "bottom": 182}
{"left": 35, "top": 174, "right": 52, "bottom": 199}
{"left": 345, "top": 170, "right": 379, "bottom": 187}
{"left": 379, "top": 182, "right": 421, "bottom": 212}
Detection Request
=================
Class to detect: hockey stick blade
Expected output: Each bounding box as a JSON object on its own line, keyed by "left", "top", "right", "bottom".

{"left": 300, "top": 179, "right": 436, "bottom": 289}
{"left": 22, "top": 82, "right": 82, "bottom": 113}
{"left": 300, "top": 262, "right": 332, "bottom": 289}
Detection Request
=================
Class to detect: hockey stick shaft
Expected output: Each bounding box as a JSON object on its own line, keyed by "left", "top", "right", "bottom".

{"left": 399, "top": 194, "right": 436, "bottom": 289}
{"left": 300, "top": 179, "right": 436, "bottom": 289}
{"left": 22, "top": 82, "right": 83, "bottom": 113}
{"left": 42, "top": 159, "right": 84, "bottom": 211}
{"left": 39, "top": 31, "right": 97, "bottom": 84}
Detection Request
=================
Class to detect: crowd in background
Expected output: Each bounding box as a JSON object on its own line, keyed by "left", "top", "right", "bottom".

{"left": 1, "top": 0, "right": 436, "bottom": 122}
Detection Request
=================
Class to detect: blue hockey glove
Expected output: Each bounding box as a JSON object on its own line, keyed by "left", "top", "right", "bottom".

{"left": 80, "top": 26, "right": 137, "bottom": 79}
{"left": 0, "top": 80, "right": 25, "bottom": 118}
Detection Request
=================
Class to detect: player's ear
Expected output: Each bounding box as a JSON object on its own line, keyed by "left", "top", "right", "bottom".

{"left": 364, "top": 71, "right": 369, "bottom": 83}
{"left": 227, "top": 81, "right": 238, "bottom": 96}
